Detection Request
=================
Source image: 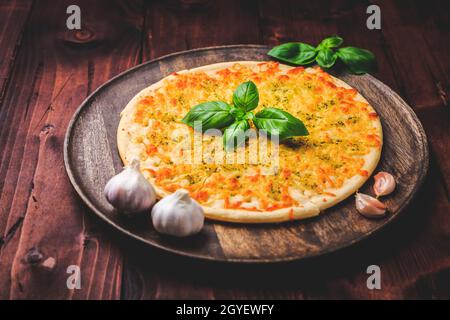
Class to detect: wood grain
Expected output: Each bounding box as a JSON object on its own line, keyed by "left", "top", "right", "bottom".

{"left": 0, "top": 0, "right": 144, "bottom": 300}
{"left": 0, "top": 0, "right": 32, "bottom": 104}
{"left": 65, "top": 45, "right": 428, "bottom": 263}
{"left": 377, "top": 0, "right": 450, "bottom": 196}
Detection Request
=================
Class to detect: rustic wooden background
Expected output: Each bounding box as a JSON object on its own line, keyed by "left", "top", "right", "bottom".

{"left": 0, "top": 0, "right": 449, "bottom": 299}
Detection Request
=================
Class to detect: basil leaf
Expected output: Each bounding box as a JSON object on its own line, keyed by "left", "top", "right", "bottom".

{"left": 181, "top": 101, "right": 234, "bottom": 131}
{"left": 223, "top": 119, "right": 250, "bottom": 151}
{"left": 337, "top": 47, "right": 377, "bottom": 75}
{"left": 268, "top": 42, "right": 317, "bottom": 65}
{"left": 253, "top": 107, "right": 309, "bottom": 141}
{"left": 318, "top": 36, "right": 343, "bottom": 49}
{"left": 232, "top": 81, "right": 259, "bottom": 112}
{"left": 316, "top": 48, "right": 337, "bottom": 68}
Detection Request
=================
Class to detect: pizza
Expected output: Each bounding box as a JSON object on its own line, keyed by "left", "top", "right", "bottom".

{"left": 117, "top": 61, "right": 382, "bottom": 223}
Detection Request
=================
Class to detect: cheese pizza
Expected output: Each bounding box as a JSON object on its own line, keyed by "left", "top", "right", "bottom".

{"left": 117, "top": 61, "right": 382, "bottom": 223}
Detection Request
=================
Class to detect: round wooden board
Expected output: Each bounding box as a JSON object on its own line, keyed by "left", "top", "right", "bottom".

{"left": 64, "top": 45, "right": 428, "bottom": 263}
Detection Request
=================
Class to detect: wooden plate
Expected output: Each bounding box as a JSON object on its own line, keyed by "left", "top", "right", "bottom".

{"left": 64, "top": 45, "right": 428, "bottom": 263}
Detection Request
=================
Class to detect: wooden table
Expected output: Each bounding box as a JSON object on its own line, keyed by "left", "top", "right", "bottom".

{"left": 0, "top": 0, "right": 449, "bottom": 300}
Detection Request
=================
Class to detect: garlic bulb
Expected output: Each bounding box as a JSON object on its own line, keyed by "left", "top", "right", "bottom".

{"left": 373, "top": 172, "right": 396, "bottom": 197}
{"left": 355, "top": 193, "right": 387, "bottom": 218}
{"left": 104, "top": 158, "right": 156, "bottom": 214}
{"left": 151, "top": 189, "right": 204, "bottom": 237}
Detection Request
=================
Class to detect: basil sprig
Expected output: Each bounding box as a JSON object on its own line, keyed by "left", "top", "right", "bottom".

{"left": 182, "top": 81, "right": 309, "bottom": 150}
{"left": 268, "top": 36, "right": 377, "bottom": 75}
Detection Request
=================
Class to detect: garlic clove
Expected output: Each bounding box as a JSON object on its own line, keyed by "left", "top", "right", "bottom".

{"left": 373, "top": 172, "right": 396, "bottom": 197}
{"left": 104, "top": 157, "right": 156, "bottom": 215}
{"left": 355, "top": 192, "right": 387, "bottom": 218}
{"left": 151, "top": 189, "right": 204, "bottom": 237}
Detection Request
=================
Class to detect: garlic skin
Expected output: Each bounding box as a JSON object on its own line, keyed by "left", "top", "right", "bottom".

{"left": 104, "top": 158, "right": 156, "bottom": 214}
{"left": 151, "top": 189, "right": 204, "bottom": 237}
{"left": 373, "top": 172, "right": 396, "bottom": 197}
{"left": 355, "top": 193, "right": 387, "bottom": 218}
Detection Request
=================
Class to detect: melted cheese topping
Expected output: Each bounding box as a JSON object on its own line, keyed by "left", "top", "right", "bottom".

{"left": 129, "top": 62, "right": 381, "bottom": 212}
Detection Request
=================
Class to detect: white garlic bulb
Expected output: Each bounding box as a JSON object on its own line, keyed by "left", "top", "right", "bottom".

{"left": 151, "top": 189, "right": 204, "bottom": 237}
{"left": 355, "top": 193, "right": 387, "bottom": 218}
{"left": 104, "top": 158, "right": 156, "bottom": 214}
{"left": 373, "top": 172, "right": 396, "bottom": 197}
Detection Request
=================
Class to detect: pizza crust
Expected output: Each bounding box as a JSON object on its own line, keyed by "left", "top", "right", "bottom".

{"left": 117, "top": 61, "right": 382, "bottom": 223}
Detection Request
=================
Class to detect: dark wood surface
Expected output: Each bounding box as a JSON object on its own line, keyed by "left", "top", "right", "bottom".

{"left": 65, "top": 45, "right": 428, "bottom": 263}
{"left": 0, "top": 0, "right": 449, "bottom": 299}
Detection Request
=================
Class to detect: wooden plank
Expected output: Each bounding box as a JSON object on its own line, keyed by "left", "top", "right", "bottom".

{"left": 373, "top": 0, "right": 450, "bottom": 110}
{"left": 0, "top": 0, "right": 33, "bottom": 195}
{"left": 372, "top": 0, "right": 450, "bottom": 194}
{"left": 0, "top": 0, "right": 144, "bottom": 299}
{"left": 0, "top": 0, "right": 33, "bottom": 105}
{"left": 142, "top": 0, "right": 261, "bottom": 60}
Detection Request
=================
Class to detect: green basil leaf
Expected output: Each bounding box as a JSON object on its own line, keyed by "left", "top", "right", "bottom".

{"left": 337, "top": 47, "right": 377, "bottom": 75}
{"left": 232, "top": 81, "right": 259, "bottom": 112}
{"left": 223, "top": 119, "right": 250, "bottom": 151}
{"left": 253, "top": 107, "right": 309, "bottom": 141}
{"left": 268, "top": 42, "right": 317, "bottom": 65}
{"left": 318, "top": 36, "right": 344, "bottom": 49}
{"left": 181, "top": 101, "right": 234, "bottom": 131}
{"left": 316, "top": 48, "right": 337, "bottom": 68}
